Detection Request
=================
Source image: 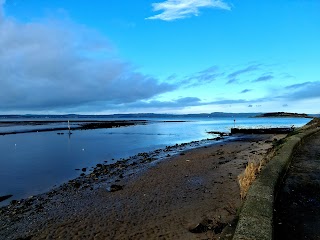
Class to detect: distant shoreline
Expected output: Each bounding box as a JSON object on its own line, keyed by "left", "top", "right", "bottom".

{"left": 254, "top": 112, "right": 312, "bottom": 118}
{"left": 1, "top": 112, "right": 318, "bottom": 120}
{"left": 0, "top": 120, "right": 194, "bottom": 136}
{"left": 0, "top": 120, "right": 148, "bottom": 135}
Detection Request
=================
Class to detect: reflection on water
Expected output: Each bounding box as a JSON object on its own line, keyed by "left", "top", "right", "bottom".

{"left": 0, "top": 117, "right": 310, "bottom": 205}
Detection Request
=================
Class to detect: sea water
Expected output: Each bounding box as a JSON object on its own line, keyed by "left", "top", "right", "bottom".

{"left": 0, "top": 117, "right": 310, "bottom": 205}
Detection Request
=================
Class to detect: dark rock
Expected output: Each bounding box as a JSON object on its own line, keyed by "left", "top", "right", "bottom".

{"left": 189, "top": 223, "right": 209, "bottom": 233}
{"left": 213, "top": 222, "right": 228, "bottom": 234}
{"left": 189, "top": 219, "right": 227, "bottom": 234}
{"left": 0, "top": 194, "right": 13, "bottom": 202}
{"left": 82, "top": 168, "right": 87, "bottom": 172}
{"left": 107, "top": 184, "right": 123, "bottom": 192}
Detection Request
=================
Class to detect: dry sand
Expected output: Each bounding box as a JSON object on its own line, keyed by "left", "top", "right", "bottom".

{"left": 0, "top": 134, "right": 284, "bottom": 240}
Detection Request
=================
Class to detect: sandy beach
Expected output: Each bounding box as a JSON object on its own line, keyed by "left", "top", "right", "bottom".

{"left": 0, "top": 133, "right": 284, "bottom": 240}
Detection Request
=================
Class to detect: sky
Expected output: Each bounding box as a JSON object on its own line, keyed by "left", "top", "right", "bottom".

{"left": 0, "top": 0, "right": 319, "bottom": 114}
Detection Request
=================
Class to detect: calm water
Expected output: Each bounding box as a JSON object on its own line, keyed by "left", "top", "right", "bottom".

{"left": 0, "top": 117, "right": 310, "bottom": 205}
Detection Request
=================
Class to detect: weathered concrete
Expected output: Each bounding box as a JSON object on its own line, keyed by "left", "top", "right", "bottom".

{"left": 233, "top": 125, "right": 320, "bottom": 240}
{"left": 231, "top": 127, "right": 294, "bottom": 135}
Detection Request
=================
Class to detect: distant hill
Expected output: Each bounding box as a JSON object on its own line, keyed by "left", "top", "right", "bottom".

{"left": 255, "top": 112, "right": 312, "bottom": 118}
{"left": 0, "top": 112, "right": 317, "bottom": 119}
{"left": 0, "top": 112, "right": 261, "bottom": 119}
{"left": 310, "top": 114, "right": 320, "bottom": 118}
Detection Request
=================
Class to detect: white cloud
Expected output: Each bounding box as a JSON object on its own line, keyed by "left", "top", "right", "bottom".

{"left": 146, "top": 0, "right": 231, "bottom": 21}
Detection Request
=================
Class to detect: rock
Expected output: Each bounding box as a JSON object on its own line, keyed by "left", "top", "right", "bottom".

{"left": 213, "top": 221, "right": 228, "bottom": 234}
{"left": 189, "top": 223, "right": 209, "bottom": 233}
{"left": 107, "top": 184, "right": 123, "bottom": 192}
{"left": 82, "top": 168, "right": 87, "bottom": 172}
{"left": 0, "top": 194, "right": 13, "bottom": 202}
{"left": 189, "top": 218, "right": 227, "bottom": 234}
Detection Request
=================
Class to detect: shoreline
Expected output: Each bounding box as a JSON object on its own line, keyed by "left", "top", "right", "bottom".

{"left": 0, "top": 120, "right": 149, "bottom": 135}
{"left": 0, "top": 120, "right": 193, "bottom": 135}
{"left": 0, "top": 134, "right": 229, "bottom": 206}
{"left": 0, "top": 132, "right": 285, "bottom": 239}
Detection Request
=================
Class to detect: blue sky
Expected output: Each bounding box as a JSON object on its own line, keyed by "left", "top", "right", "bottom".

{"left": 0, "top": 0, "right": 319, "bottom": 114}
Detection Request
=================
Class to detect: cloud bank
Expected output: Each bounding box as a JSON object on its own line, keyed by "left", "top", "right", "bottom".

{"left": 283, "top": 81, "right": 320, "bottom": 100}
{"left": 146, "top": 0, "right": 231, "bottom": 21}
{"left": 0, "top": 3, "right": 175, "bottom": 111}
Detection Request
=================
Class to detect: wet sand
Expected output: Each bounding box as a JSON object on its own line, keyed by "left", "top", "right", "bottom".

{"left": 0, "top": 134, "right": 284, "bottom": 240}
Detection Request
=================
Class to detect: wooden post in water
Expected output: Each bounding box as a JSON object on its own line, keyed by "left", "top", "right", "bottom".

{"left": 68, "top": 120, "right": 71, "bottom": 135}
